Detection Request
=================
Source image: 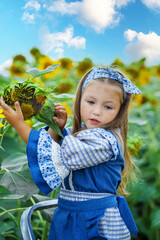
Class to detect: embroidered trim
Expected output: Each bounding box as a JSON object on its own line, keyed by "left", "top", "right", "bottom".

{"left": 51, "top": 140, "right": 69, "bottom": 179}
{"left": 37, "top": 129, "right": 69, "bottom": 190}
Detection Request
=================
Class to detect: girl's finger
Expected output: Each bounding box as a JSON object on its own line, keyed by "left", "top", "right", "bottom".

{"left": 52, "top": 116, "right": 59, "bottom": 123}
{"left": 14, "top": 101, "right": 22, "bottom": 113}
{"left": 0, "top": 96, "right": 9, "bottom": 110}
{"left": 55, "top": 105, "right": 66, "bottom": 111}
{"left": 53, "top": 103, "right": 65, "bottom": 110}
{"left": 53, "top": 103, "right": 62, "bottom": 106}
{"left": 55, "top": 110, "right": 67, "bottom": 118}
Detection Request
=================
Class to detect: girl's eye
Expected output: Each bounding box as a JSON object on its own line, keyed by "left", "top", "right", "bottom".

{"left": 104, "top": 105, "right": 112, "bottom": 110}
{"left": 87, "top": 100, "right": 94, "bottom": 104}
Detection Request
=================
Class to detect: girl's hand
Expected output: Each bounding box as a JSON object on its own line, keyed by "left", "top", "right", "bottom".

{"left": 0, "top": 96, "right": 31, "bottom": 144}
{"left": 0, "top": 96, "right": 24, "bottom": 128}
{"left": 53, "top": 103, "right": 67, "bottom": 131}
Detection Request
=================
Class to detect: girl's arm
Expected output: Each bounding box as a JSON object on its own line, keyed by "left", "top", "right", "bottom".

{"left": 48, "top": 103, "right": 67, "bottom": 142}
{"left": 0, "top": 96, "right": 31, "bottom": 144}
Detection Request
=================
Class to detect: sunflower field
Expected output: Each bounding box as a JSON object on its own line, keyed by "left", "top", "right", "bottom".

{"left": 0, "top": 48, "right": 160, "bottom": 239}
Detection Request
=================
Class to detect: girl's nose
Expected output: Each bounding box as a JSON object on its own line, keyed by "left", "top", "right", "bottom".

{"left": 93, "top": 106, "right": 101, "bottom": 115}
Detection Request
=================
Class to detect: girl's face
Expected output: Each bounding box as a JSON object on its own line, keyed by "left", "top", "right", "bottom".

{"left": 80, "top": 80, "right": 122, "bottom": 129}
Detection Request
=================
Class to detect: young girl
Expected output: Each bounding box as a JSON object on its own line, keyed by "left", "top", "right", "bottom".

{"left": 0, "top": 67, "right": 141, "bottom": 240}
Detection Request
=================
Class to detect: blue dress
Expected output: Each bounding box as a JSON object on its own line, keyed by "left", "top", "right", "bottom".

{"left": 26, "top": 127, "right": 137, "bottom": 239}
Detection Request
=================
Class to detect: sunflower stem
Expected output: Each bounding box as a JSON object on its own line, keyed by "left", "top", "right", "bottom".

{"left": 0, "top": 118, "right": 6, "bottom": 148}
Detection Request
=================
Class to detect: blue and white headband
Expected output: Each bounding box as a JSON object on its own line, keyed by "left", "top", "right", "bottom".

{"left": 82, "top": 67, "right": 142, "bottom": 95}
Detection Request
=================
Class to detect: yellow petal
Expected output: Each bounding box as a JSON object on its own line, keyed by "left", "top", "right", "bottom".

{"left": 0, "top": 134, "right": 2, "bottom": 136}
{"left": 61, "top": 102, "right": 72, "bottom": 115}
{"left": 0, "top": 114, "right": 5, "bottom": 118}
{"left": 0, "top": 109, "right": 3, "bottom": 113}
{"left": 25, "top": 120, "right": 32, "bottom": 128}
{"left": 0, "top": 122, "right": 4, "bottom": 127}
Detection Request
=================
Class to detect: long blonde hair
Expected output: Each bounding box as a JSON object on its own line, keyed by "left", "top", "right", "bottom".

{"left": 72, "top": 68, "right": 133, "bottom": 196}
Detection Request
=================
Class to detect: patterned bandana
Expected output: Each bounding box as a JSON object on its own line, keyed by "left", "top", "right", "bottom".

{"left": 82, "top": 67, "right": 142, "bottom": 94}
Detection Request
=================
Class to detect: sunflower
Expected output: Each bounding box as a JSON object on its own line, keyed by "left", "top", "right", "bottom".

{"left": 60, "top": 102, "right": 73, "bottom": 116}
{"left": 133, "top": 95, "right": 144, "bottom": 107}
{"left": 0, "top": 109, "right": 5, "bottom": 136}
{"left": 0, "top": 109, "right": 5, "bottom": 119}
{"left": 125, "top": 68, "right": 139, "bottom": 83}
{"left": 9, "top": 54, "right": 27, "bottom": 78}
{"left": 55, "top": 79, "right": 74, "bottom": 94}
{"left": 1, "top": 80, "right": 47, "bottom": 120}
{"left": 25, "top": 119, "right": 33, "bottom": 128}
{"left": 133, "top": 95, "right": 158, "bottom": 107}
{"left": 156, "top": 65, "right": 160, "bottom": 77}
{"left": 128, "top": 135, "right": 142, "bottom": 156}
{"left": 138, "top": 70, "right": 151, "bottom": 86}
{"left": 111, "top": 58, "right": 124, "bottom": 68}
{"left": 76, "top": 58, "right": 93, "bottom": 77}
{"left": 30, "top": 47, "right": 43, "bottom": 61}
{"left": 9, "top": 65, "right": 26, "bottom": 78}
{"left": 60, "top": 58, "right": 73, "bottom": 70}
{"left": 38, "top": 56, "right": 61, "bottom": 80}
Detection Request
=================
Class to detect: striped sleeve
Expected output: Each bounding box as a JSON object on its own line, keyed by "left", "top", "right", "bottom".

{"left": 60, "top": 128, "right": 119, "bottom": 170}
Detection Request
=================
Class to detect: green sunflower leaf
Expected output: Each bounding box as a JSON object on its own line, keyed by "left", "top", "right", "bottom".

{"left": 35, "top": 100, "right": 63, "bottom": 138}
{"left": 26, "top": 64, "right": 60, "bottom": 80}
{"left": 0, "top": 153, "right": 39, "bottom": 199}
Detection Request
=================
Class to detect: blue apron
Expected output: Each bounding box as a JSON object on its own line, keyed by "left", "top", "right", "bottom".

{"left": 49, "top": 195, "right": 137, "bottom": 240}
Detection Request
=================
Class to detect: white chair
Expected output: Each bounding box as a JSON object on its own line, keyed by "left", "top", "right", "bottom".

{"left": 20, "top": 199, "right": 58, "bottom": 240}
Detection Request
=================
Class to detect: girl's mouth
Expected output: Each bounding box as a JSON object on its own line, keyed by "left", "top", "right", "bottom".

{"left": 89, "top": 118, "right": 100, "bottom": 125}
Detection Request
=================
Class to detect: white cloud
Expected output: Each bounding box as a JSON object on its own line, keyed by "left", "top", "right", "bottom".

{"left": 47, "top": 0, "right": 133, "bottom": 33}
{"left": 40, "top": 26, "right": 86, "bottom": 57}
{"left": 22, "top": 1, "right": 41, "bottom": 24}
{"left": 141, "top": 0, "right": 160, "bottom": 11}
{"left": 23, "top": 1, "right": 41, "bottom": 11}
{"left": 54, "top": 48, "right": 64, "bottom": 58}
{"left": 0, "top": 59, "right": 12, "bottom": 77}
{"left": 124, "top": 29, "right": 137, "bottom": 41}
{"left": 47, "top": 0, "right": 80, "bottom": 14}
{"left": 116, "top": 0, "right": 135, "bottom": 8}
{"left": 78, "top": 0, "right": 120, "bottom": 33}
{"left": 21, "top": 12, "right": 35, "bottom": 24}
{"left": 124, "top": 29, "right": 160, "bottom": 65}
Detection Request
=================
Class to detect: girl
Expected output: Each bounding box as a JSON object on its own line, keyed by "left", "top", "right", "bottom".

{"left": 0, "top": 67, "right": 141, "bottom": 240}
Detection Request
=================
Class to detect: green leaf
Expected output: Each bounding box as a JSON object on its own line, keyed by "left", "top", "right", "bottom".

{"left": 129, "top": 118, "right": 148, "bottom": 125}
{"left": 26, "top": 64, "right": 60, "bottom": 79}
{"left": 0, "top": 221, "right": 15, "bottom": 234}
{"left": 151, "top": 209, "right": 160, "bottom": 227}
{"left": 0, "top": 185, "right": 12, "bottom": 198}
{"left": 0, "top": 161, "right": 39, "bottom": 198}
{"left": 52, "top": 93, "right": 75, "bottom": 101}
{"left": 1, "top": 153, "right": 27, "bottom": 171}
{"left": 0, "top": 80, "right": 19, "bottom": 95}
{"left": 35, "top": 100, "right": 63, "bottom": 137}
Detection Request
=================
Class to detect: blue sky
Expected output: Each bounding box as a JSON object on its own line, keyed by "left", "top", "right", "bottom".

{"left": 1, "top": 0, "right": 160, "bottom": 75}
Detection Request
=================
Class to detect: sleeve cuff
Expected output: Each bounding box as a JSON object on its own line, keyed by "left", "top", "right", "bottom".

{"left": 26, "top": 129, "right": 52, "bottom": 195}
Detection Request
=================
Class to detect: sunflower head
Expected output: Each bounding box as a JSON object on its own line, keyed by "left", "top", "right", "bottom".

{"left": 1, "top": 64, "right": 60, "bottom": 120}
{"left": 76, "top": 58, "right": 93, "bottom": 77}
{"left": 1, "top": 80, "right": 47, "bottom": 120}
{"left": 128, "top": 135, "right": 142, "bottom": 156}
{"left": 60, "top": 58, "right": 73, "bottom": 70}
